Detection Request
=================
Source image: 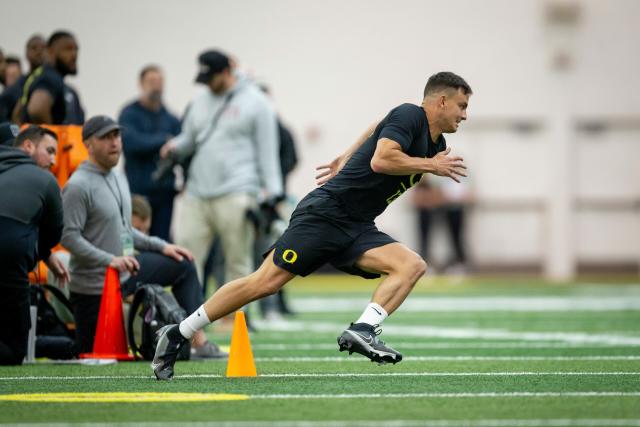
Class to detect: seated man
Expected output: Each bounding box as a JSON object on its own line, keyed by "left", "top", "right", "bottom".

{"left": 61, "top": 115, "right": 225, "bottom": 359}
{"left": 131, "top": 194, "right": 152, "bottom": 235}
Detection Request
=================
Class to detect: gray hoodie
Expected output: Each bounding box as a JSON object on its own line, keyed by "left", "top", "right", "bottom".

{"left": 174, "top": 76, "right": 283, "bottom": 199}
{"left": 61, "top": 161, "right": 166, "bottom": 295}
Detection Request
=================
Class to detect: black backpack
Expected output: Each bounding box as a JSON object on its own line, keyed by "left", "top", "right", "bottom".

{"left": 127, "top": 284, "right": 190, "bottom": 361}
{"left": 29, "top": 284, "right": 77, "bottom": 359}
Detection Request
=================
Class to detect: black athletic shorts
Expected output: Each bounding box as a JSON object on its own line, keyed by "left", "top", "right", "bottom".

{"left": 264, "top": 190, "right": 396, "bottom": 278}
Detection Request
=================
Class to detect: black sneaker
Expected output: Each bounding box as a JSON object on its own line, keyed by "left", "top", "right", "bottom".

{"left": 337, "top": 323, "right": 402, "bottom": 364}
{"left": 151, "top": 324, "right": 187, "bottom": 380}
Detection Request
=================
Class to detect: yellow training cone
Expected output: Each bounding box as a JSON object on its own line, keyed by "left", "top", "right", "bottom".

{"left": 225, "top": 311, "right": 257, "bottom": 377}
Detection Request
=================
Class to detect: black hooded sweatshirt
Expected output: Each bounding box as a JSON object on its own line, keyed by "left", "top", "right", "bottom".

{"left": 0, "top": 146, "right": 63, "bottom": 287}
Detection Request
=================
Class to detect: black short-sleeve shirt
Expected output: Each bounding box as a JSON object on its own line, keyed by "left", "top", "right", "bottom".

{"left": 21, "top": 65, "right": 66, "bottom": 124}
{"left": 320, "top": 103, "right": 446, "bottom": 222}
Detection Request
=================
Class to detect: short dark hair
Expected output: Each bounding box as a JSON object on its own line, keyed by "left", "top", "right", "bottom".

{"left": 47, "top": 31, "right": 75, "bottom": 48}
{"left": 5, "top": 56, "right": 21, "bottom": 66}
{"left": 139, "top": 64, "right": 161, "bottom": 81}
{"left": 423, "top": 72, "right": 472, "bottom": 98}
{"left": 27, "top": 34, "right": 45, "bottom": 46}
{"left": 15, "top": 125, "right": 58, "bottom": 147}
{"left": 131, "top": 194, "right": 152, "bottom": 220}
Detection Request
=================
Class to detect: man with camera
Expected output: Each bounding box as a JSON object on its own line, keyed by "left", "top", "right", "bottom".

{"left": 160, "top": 49, "right": 282, "bottom": 289}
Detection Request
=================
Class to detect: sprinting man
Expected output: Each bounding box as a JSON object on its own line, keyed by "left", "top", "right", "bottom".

{"left": 152, "top": 71, "right": 471, "bottom": 379}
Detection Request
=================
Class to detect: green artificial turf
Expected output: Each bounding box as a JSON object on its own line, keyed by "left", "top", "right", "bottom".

{"left": 1, "top": 276, "right": 639, "bottom": 426}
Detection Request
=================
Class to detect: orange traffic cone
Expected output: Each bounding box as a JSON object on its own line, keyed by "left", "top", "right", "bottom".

{"left": 80, "top": 267, "right": 134, "bottom": 361}
{"left": 226, "top": 311, "right": 257, "bottom": 377}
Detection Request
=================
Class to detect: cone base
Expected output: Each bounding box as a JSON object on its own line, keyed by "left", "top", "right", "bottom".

{"left": 226, "top": 372, "right": 257, "bottom": 378}
{"left": 79, "top": 352, "right": 135, "bottom": 361}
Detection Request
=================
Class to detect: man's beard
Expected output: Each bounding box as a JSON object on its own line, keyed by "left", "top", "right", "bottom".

{"left": 55, "top": 58, "right": 77, "bottom": 76}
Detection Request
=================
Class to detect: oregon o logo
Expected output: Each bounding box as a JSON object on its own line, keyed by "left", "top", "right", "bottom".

{"left": 282, "top": 249, "right": 298, "bottom": 264}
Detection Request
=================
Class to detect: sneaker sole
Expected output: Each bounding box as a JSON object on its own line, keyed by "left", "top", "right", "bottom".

{"left": 337, "top": 331, "right": 402, "bottom": 365}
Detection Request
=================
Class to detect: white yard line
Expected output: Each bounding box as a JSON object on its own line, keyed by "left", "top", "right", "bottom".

{"left": 2, "top": 372, "right": 640, "bottom": 381}
{"left": 290, "top": 296, "right": 640, "bottom": 312}
{"left": 254, "top": 356, "right": 640, "bottom": 362}
{"left": 255, "top": 320, "right": 640, "bottom": 346}
{"left": 11, "top": 420, "right": 640, "bottom": 427}
{"left": 252, "top": 342, "right": 640, "bottom": 350}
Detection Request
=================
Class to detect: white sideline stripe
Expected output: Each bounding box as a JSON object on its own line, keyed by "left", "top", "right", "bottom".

{"left": 256, "top": 320, "right": 640, "bottom": 346}
{"left": 2, "top": 372, "right": 640, "bottom": 381}
{"left": 11, "top": 420, "right": 640, "bottom": 427}
{"left": 291, "top": 296, "right": 640, "bottom": 312}
{"left": 254, "top": 356, "right": 640, "bottom": 362}
{"left": 252, "top": 392, "right": 640, "bottom": 399}
{"left": 253, "top": 342, "right": 640, "bottom": 350}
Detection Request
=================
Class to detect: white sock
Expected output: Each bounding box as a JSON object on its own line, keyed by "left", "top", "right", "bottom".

{"left": 355, "top": 302, "right": 388, "bottom": 326}
{"left": 179, "top": 305, "right": 211, "bottom": 339}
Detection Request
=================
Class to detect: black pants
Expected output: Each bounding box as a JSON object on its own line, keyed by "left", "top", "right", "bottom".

{"left": 146, "top": 192, "right": 176, "bottom": 242}
{"left": 418, "top": 206, "right": 466, "bottom": 265}
{"left": 70, "top": 251, "right": 203, "bottom": 354}
{"left": 0, "top": 286, "right": 30, "bottom": 365}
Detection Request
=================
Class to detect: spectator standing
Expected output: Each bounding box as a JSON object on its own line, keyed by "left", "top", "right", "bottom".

{"left": 0, "top": 35, "right": 46, "bottom": 123}
{"left": 412, "top": 176, "right": 472, "bottom": 274}
{"left": 61, "top": 115, "right": 225, "bottom": 358}
{"left": 25, "top": 35, "right": 46, "bottom": 72}
{"left": 119, "top": 65, "right": 181, "bottom": 241}
{"left": 4, "top": 57, "right": 21, "bottom": 88}
{"left": 14, "top": 31, "right": 84, "bottom": 125}
{"left": 160, "top": 49, "right": 283, "bottom": 286}
{"left": 0, "top": 34, "right": 47, "bottom": 123}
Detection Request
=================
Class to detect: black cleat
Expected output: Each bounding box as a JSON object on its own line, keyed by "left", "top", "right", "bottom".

{"left": 151, "top": 324, "right": 187, "bottom": 380}
{"left": 337, "top": 323, "right": 402, "bottom": 364}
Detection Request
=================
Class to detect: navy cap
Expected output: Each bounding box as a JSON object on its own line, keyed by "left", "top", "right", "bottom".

{"left": 0, "top": 122, "right": 20, "bottom": 146}
{"left": 195, "top": 50, "right": 230, "bottom": 84}
{"left": 82, "top": 115, "right": 121, "bottom": 141}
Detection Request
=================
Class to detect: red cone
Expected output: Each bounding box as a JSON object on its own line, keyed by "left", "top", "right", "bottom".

{"left": 80, "top": 267, "right": 134, "bottom": 361}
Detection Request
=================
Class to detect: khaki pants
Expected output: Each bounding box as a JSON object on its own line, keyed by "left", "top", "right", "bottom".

{"left": 175, "top": 192, "right": 256, "bottom": 285}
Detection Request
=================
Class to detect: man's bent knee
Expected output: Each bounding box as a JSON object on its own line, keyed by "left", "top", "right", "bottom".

{"left": 391, "top": 253, "right": 427, "bottom": 283}
{"left": 413, "top": 257, "right": 428, "bottom": 279}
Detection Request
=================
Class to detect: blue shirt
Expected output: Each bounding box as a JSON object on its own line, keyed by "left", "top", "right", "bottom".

{"left": 118, "top": 100, "right": 181, "bottom": 194}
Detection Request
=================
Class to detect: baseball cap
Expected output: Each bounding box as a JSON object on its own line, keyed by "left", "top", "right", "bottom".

{"left": 195, "top": 50, "right": 230, "bottom": 84}
{"left": 0, "top": 122, "right": 20, "bottom": 146}
{"left": 82, "top": 115, "right": 121, "bottom": 141}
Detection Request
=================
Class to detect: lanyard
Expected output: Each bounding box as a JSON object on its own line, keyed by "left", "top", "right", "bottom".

{"left": 103, "top": 174, "right": 126, "bottom": 227}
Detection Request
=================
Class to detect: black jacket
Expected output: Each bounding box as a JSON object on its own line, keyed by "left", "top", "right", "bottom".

{"left": 0, "top": 146, "right": 63, "bottom": 287}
